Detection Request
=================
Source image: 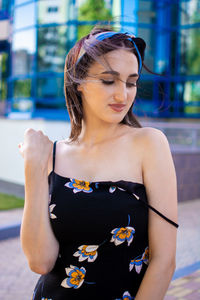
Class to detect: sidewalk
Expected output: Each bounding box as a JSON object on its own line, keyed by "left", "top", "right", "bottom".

{"left": 165, "top": 269, "right": 200, "bottom": 299}
{"left": 0, "top": 198, "right": 200, "bottom": 299}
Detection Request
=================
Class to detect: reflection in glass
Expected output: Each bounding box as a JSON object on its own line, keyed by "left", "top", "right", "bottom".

{"left": 184, "top": 81, "right": 200, "bottom": 114}
{"left": 12, "top": 98, "right": 34, "bottom": 112}
{"left": 77, "top": 0, "right": 112, "bottom": 40}
{"left": 138, "top": 28, "right": 155, "bottom": 73}
{"left": 180, "top": 28, "right": 200, "bottom": 75}
{"left": 36, "top": 77, "right": 64, "bottom": 101}
{"left": 137, "top": 81, "right": 154, "bottom": 101}
{"left": 180, "top": 0, "right": 200, "bottom": 25}
{"left": 1, "top": 0, "right": 9, "bottom": 10}
{"left": 138, "top": 0, "right": 156, "bottom": 24}
{"left": 0, "top": 53, "right": 8, "bottom": 101}
{"left": 13, "top": 3, "right": 35, "bottom": 30}
{"left": 15, "top": 0, "right": 30, "bottom": 5}
{"left": 14, "top": 79, "right": 31, "bottom": 98}
{"left": 12, "top": 29, "right": 36, "bottom": 75}
{"left": 38, "top": 0, "right": 71, "bottom": 24}
{"left": 36, "top": 100, "right": 65, "bottom": 110}
{"left": 37, "top": 26, "right": 67, "bottom": 72}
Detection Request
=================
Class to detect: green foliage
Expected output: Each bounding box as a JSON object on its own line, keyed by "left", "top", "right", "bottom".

{"left": 186, "top": 10, "right": 200, "bottom": 75}
{"left": 78, "top": 0, "right": 113, "bottom": 40}
{"left": 184, "top": 11, "right": 200, "bottom": 112}
{"left": 1, "top": 53, "right": 8, "bottom": 74}
{"left": 14, "top": 79, "right": 31, "bottom": 98}
{"left": 0, "top": 53, "right": 8, "bottom": 101}
{"left": 0, "top": 193, "right": 24, "bottom": 210}
{"left": 37, "top": 27, "right": 67, "bottom": 72}
{"left": 1, "top": 81, "right": 7, "bottom": 100}
{"left": 187, "top": 29, "right": 200, "bottom": 75}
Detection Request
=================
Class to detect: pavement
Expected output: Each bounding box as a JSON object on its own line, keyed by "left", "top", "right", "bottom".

{"left": 0, "top": 199, "right": 200, "bottom": 300}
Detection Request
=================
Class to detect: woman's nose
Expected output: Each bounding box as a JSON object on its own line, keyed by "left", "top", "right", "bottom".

{"left": 113, "top": 81, "right": 127, "bottom": 102}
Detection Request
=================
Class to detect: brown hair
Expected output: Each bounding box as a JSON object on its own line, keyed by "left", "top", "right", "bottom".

{"left": 64, "top": 25, "right": 151, "bottom": 144}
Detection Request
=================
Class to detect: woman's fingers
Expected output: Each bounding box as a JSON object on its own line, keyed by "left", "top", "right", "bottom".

{"left": 18, "top": 142, "right": 24, "bottom": 158}
{"left": 18, "top": 142, "right": 23, "bottom": 148}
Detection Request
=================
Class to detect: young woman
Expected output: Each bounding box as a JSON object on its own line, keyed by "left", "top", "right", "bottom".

{"left": 19, "top": 25, "right": 179, "bottom": 300}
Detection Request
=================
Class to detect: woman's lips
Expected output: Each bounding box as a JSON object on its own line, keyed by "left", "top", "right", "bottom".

{"left": 109, "top": 104, "right": 126, "bottom": 112}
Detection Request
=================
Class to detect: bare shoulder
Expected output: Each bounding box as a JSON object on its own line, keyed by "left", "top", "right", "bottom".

{"left": 134, "top": 126, "right": 172, "bottom": 169}
{"left": 138, "top": 126, "right": 177, "bottom": 204}
{"left": 127, "top": 126, "right": 169, "bottom": 153}
{"left": 128, "top": 126, "right": 177, "bottom": 192}
{"left": 131, "top": 126, "right": 168, "bottom": 144}
{"left": 139, "top": 127, "right": 171, "bottom": 163}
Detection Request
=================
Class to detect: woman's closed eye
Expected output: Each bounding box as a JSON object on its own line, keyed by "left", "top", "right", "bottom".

{"left": 101, "top": 79, "right": 137, "bottom": 88}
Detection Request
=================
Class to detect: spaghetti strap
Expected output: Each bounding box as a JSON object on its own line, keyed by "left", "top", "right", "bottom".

{"left": 139, "top": 198, "right": 179, "bottom": 228}
{"left": 53, "top": 140, "right": 57, "bottom": 172}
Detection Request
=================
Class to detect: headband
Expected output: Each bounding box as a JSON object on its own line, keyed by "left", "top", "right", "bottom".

{"left": 76, "top": 31, "right": 143, "bottom": 74}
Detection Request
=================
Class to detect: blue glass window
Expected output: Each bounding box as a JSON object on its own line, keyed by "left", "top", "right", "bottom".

{"left": 12, "top": 29, "right": 36, "bottom": 75}
{"left": 180, "top": 0, "right": 200, "bottom": 25}
{"left": 13, "top": 3, "right": 36, "bottom": 30}
{"left": 180, "top": 28, "right": 200, "bottom": 76}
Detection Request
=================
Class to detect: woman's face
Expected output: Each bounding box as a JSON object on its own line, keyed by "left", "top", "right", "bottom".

{"left": 77, "top": 48, "right": 139, "bottom": 124}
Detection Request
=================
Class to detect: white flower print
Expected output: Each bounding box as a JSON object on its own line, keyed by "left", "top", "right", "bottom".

{"left": 49, "top": 204, "right": 57, "bottom": 219}
{"left": 61, "top": 265, "right": 86, "bottom": 289}
{"left": 73, "top": 245, "right": 99, "bottom": 262}
{"left": 110, "top": 226, "right": 135, "bottom": 246}
{"left": 109, "top": 186, "right": 126, "bottom": 193}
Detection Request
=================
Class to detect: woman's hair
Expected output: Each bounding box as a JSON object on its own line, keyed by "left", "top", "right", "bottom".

{"left": 64, "top": 25, "right": 150, "bottom": 144}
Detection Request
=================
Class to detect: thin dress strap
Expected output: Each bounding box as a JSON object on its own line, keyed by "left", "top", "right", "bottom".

{"left": 53, "top": 140, "right": 57, "bottom": 172}
{"left": 139, "top": 198, "right": 179, "bottom": 228}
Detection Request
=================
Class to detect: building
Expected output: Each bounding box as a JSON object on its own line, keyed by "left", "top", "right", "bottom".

{"left": 1, "top": 0, "right": 200, "bottom": 119}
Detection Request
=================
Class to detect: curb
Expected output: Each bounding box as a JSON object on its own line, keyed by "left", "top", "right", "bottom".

{"left": 172, "top": 261, "right": 200, "bottom": 280}
{"left": 0, "top": 223, "right": 21, "bottom": 241}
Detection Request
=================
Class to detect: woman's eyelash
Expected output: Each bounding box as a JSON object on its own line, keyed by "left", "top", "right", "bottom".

{"left": 101, "top": 80, "right": 114, "bottom": 85}
{"left": 101, "top": 80, "right": 137, "bottom": 87}
{"left": 127, "top": 82, "right": 137, "bottom": 87}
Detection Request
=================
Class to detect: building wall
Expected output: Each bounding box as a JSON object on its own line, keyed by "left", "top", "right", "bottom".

{"left": 0, "top": 118, "right": 70, "bottom": 184}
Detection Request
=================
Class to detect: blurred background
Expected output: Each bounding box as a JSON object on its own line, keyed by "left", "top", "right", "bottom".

{"left": 0, "top": 0, "right": 200, "bottom": 200}
{"left": 0, "top": 0, "right": 199, "bottom": 200}
{"left": 0, "top": 1, "right": 200, "bottom": 299}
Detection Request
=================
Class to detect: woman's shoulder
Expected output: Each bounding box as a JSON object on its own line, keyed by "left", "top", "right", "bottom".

{"left": 127, "top": 126, "right": 170, "bottom": 164}
{"left": 130, "top": 126, "right": 165, "bottom": 136}
{"left": 135, "top": 126, "right": 172, "bottom": 178}
{"left": 140, "top": 127, "right": 169, "bottom": 150}
{"left": 129, "top": 126, "right": 168, "bottom": 146}
{"left": 126, "top": 126, "right": 166, "bottom": 143}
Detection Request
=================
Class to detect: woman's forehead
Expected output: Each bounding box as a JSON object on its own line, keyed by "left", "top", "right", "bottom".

{"left": 89, "top": 50, "right": 138, "bottom": 75}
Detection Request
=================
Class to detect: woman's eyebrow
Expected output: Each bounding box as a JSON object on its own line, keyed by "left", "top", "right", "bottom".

{"left": 100, "top": 70, "right": 139, "bottom": 78}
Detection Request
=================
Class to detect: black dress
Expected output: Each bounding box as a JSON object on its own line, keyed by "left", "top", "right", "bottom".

{"left": 32, "top": 140, "right": 179, "bottom": 300}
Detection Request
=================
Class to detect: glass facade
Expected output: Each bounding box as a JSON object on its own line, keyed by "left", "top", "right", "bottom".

{"left": 0, "top": 0, "right": 9, "bottom": 115}
{"left": 0, "top": 0, "right": 199, "bottom": 119}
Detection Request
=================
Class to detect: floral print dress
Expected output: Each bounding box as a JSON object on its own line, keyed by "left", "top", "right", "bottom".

{"left": 32, "top": 141, "right": 179, "bottom": 300}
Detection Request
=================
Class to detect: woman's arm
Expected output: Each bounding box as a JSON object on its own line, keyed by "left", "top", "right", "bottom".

{"left": 135, "top": 127, "right": 178, "bottom": 300}
{"left": 19, "top": 129, "right": 59, "bottom": 275}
